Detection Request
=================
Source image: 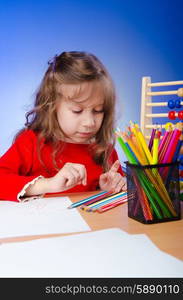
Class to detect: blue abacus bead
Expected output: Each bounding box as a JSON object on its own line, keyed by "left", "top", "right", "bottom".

{"left": 179, "top": 156, "right": 183, "bottom": 166}
{"left": 168, "top": 99, "right": 175, "bottom": 109}
{"left": 175, "top": 99, "right": 181, "bottom": 108}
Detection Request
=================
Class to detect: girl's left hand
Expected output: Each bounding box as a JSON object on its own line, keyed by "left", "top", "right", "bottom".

{"left": 99, "top": 160, "right": 127, "bottom": 193}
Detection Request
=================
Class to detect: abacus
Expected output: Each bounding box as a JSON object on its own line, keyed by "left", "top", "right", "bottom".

{"left": 140, "top": 76, "right": 183, "bottom": 141}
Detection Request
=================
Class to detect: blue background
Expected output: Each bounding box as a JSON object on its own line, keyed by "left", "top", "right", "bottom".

{"left": 1, "top": 0, "right": 183, "bottom": 163}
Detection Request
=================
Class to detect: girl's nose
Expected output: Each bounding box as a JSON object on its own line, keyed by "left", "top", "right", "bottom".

{"left": 82, "top": 113, "right": 95, "bottom": 127}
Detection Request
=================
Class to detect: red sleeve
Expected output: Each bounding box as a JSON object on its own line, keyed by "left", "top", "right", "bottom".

{"left": 0, "top": 130, "right": 40, "bottom": 202}
{"left": 109, "top": 147, "right": 125, "bottom": 176}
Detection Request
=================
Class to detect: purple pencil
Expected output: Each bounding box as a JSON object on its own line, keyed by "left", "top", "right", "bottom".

{"left": 148, "top": 128, "right": 156, "bottom": 151}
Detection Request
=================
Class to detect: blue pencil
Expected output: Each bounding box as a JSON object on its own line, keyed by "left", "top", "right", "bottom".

{"left": 67, "top": 190, "right": 108, "bottom": 209}
{"left": 82, "top": 191, "right": 128, "bottom": 211}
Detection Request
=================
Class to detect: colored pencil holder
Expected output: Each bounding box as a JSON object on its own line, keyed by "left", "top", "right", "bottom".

{"left": 125, "top": 161, "right": 181, "bottom": 224}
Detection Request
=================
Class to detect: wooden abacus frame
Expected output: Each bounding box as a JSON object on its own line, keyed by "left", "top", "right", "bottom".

{"left": 140, "top": 77, "right": 183, "bottom": 140}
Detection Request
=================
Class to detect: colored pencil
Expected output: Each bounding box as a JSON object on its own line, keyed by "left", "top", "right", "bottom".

{"left": 97, "top": 198, "right": 128, "bottom": 213}
{"left": 148, "top": 128, "right": 156, "bottom": 151}
{"left": 81, "top": 191, "right": 127, "bottom": 211}
{"left": 68, "top": 190, "right": 108, "bottom": 209}
{"left": 116, "top": 123, "right": 180, "bottom": 221}
{"left": 152, "top": 130, "right": 159, "bottom": 164}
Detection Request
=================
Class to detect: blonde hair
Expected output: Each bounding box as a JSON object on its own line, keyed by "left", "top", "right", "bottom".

{"left": 18, "top": 51, "right": 116, "bottom": 171}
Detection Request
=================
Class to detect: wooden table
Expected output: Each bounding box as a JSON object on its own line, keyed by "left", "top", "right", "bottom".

{"left": 1, "top": 191, "right": 183, "bottom": 261}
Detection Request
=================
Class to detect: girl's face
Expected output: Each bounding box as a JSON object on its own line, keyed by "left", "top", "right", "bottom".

{"left": 56, "top": 81, "right": 105, "bottom": 144}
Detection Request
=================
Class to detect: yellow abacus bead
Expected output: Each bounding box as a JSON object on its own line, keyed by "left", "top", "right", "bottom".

{"left": 165, "top": 122, "right": 173, "bottom": 130}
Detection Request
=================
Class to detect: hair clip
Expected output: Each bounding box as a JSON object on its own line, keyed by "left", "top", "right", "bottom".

{"left": 48, "top": 54, "right": 57, "bottom": 72}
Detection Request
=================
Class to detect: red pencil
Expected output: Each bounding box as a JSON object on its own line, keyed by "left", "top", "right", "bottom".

{"left": 80, "top": 190, "right": 114, "bottom": 209}
{"left": 96, "top": 197, "right": 128, "bottom": 213}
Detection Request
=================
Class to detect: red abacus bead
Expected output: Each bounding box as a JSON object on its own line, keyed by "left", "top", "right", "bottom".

{"left": 168, "top": 111, "right": 176, "bottom": 120}
{"left": 178, "top": 110, "right": 183, "bottom": 120}
{"left": 179, "top": 170, "right": 183, "bottom": 178}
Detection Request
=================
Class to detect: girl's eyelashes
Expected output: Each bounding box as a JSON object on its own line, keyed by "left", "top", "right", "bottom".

{"left": 72, "top": 110, "right": 82, "bottom": 114}
{"left": 72, "top": 109, "right": 104, "bottom": 114}
{"left": 94, "top": 109, "right": 104, "bottom": 113}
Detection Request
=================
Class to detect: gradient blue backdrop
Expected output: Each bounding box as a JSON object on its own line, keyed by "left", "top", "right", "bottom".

{"left": 1, "top": 0, "right": 183, "bottom": 162}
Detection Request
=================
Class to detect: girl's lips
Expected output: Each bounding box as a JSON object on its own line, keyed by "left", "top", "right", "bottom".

{"left": 78, "top": 132, "right": 93, "bottom": 136}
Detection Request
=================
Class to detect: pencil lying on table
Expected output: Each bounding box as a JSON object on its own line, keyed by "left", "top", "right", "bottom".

{"left": 81, "top": 191, "right": 128, "bottom": 212}
{"left": 90, "top": 191, "right": 135, "bottom": 213}
{"left": 67, "top": 190, "right": 110, "bottom": 209}
{"left": 78, "top": 190, "right": 113, "bottom": 207}
{"left": 97, "top": 197, "right": 128, "bottom": 213}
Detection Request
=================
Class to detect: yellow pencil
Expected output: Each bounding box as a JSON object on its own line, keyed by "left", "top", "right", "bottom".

{"left": 134, "top": 123, "right": 153, "bottom": 164}
{"left": 124, "top": 134, "right": 147, "bottom": 165}
{"left": 127, "top": 126, "right": 175, "bottom": 215}
{"left": 130, "top": 121, "right": 147, "bottom": 159}
{"left": 81, "top": 191, "right": 126, "bottom": 211}
{"left": 152, "top": 130, "right": 159, "bottom": 164}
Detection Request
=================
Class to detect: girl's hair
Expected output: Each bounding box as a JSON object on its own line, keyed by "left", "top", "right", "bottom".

{"left": 17, "top": 51, "right": 116, "bottom": 171}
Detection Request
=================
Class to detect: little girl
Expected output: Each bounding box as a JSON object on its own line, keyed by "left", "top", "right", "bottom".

{"left": 0, "top": 51, "right": 126, "bottom": 201}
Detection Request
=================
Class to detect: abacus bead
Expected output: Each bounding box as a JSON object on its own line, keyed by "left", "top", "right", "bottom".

{"left": 175, "top": 99, "right": 181, "bottom": 108}
{"left": 179, "top": 170, "right": 183, "bottom": 177}
{"left": 178, "top": 110, "right": 183, "bottom": 120}
{"left": 168, "top": 111, "right": 176, "bottom": 120}
{"left": 177, "top": 88, "right": 183, "bottom": 97}
{"left": 165, "top": 122, "right": 173, "bottom": 130}
{"left": 168, "top": 99, "right": 175, "bottom": 109}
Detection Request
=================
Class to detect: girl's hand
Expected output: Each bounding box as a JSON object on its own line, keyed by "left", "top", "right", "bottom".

{"left": 25, "top": 162, "right": 87, "bottom": 196}
{"left": 99, "top": 160, "right": 127, "bottom": 193}
{"left": 47, "top": 162, "right": 87, "bottom": 193}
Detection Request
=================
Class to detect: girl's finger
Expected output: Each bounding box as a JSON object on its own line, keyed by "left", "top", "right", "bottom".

{"left": 109, "top": 160, "right": 120, "bottom": 173}
{"left": 100, "top": 173, "right": 109, "bottom": 184}
{"left": 69, "top": 167, "right": 81, "bottom": 183}
{"left": 65, "top": 172, "right": 76, "bottom": 187}
{"left": 109, "top": 174, "right": 122, "bottom": 191}
{"left": 73, "top": 164, "right": 87, "bottom": 186}
{"left": 64, "top": 163, "right": 87, "bottom": 186}
{"left": 121, "top": 181, "right": 127, "bottom": 191}
{"left": 112, "top": 182, "right": 122, "bottom": 194}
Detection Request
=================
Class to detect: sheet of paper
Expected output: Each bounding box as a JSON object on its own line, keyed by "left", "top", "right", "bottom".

{"left": 0, "top": 197, "right": 90, "bottom": 238}
{"left": 0, "top": 228, "right": 182, "bottom": 277}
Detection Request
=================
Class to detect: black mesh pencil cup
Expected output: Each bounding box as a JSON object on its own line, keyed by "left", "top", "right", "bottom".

{"left": 125, "top": 161, "right": 181, "bottom": 224}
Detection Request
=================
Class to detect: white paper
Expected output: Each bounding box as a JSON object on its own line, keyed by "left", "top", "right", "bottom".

{"left": 0, "top": 197, "right": 90, "bottom": 238}
{"left": 0, "top": 228, "right": 182, "bottom": 277}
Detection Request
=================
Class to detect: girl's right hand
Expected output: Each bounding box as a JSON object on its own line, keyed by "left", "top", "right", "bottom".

{"left": 46, "top": 162, "right": 87, "bottom": 193}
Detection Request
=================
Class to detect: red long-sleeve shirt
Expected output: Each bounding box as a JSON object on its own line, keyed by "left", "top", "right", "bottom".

{"left": 0, "top": 130, "right": 123, "bottom": 201}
